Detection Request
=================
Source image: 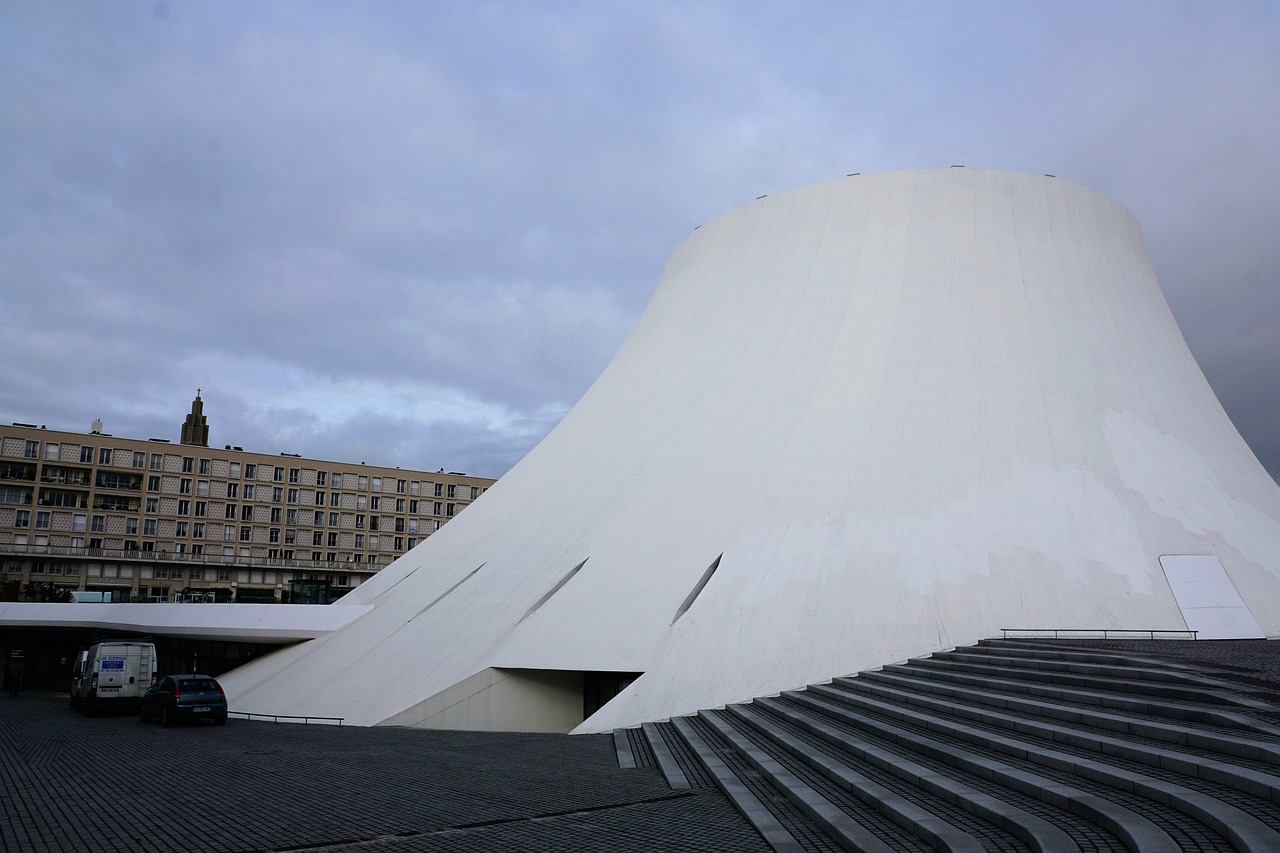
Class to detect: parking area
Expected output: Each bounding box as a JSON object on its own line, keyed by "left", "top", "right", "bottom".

{"left": 1, "top": 692, "right": 768, "bottom": 853}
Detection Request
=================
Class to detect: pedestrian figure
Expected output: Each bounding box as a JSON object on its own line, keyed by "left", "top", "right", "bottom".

{"left": 5, "top": 651, "right": 24, "bottom": 698}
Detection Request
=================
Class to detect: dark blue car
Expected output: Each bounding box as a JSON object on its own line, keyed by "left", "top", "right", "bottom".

{"left": 140, "top": 674, "right": 228, "bottom": 726}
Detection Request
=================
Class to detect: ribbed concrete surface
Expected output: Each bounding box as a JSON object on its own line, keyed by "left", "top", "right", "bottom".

{"left": 629, "top": 639, "right": 1280, "bottom": 852}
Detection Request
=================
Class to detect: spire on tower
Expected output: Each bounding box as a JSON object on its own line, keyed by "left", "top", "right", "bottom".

{"left": 180, "top": 390, "right": 209, "bottom": 447}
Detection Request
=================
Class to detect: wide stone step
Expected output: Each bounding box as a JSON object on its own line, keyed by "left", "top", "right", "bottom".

{"left": 615, "top": 639, "right": 1280, "bottom": 852}
{"left": 903, "top": 653, "right": 1277, "bottom": 710}
{"left": 973, "top": 638, "right": 1218, "bottom": 670}
{"left": 697, "top": 708, "right": 939, "bottom": 852}
{"left": 800, "top": 683, "right": 1280, "bottom": 850}
{"left": 667, "top": 715, "right": 827, "bottom": 852}
{"left": 853, "top": 667, "right": 1280, "bottom": 765}
{"left": 821, "top": 675, "right": 1280, "bottom": 806}
{"left": 732, "top": 699, "right": 1091, "bottom": 852}
{"left": 929, "top": 647, "right": 1266, "bottom": 693}
{"left": 875, "top": 661, "right": 1280, "bottom": 737}
{"left": 776, "top": 690, "right": 1179, "bottom": 851}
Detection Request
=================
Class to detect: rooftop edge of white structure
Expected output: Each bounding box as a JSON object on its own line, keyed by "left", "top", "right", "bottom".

{"left": 218, "top": 168, "right": 1280, "bottom": 733}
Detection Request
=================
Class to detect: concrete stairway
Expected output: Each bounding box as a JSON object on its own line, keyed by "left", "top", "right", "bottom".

{"left": 616, "top": 638, "right": 1280, "bottom": 852}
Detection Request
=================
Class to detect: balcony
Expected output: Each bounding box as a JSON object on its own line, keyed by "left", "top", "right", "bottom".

{"left": 38, "top": 489, "right": 89, "bottom": 509}
{"left": 92, "top": 496, "right": 140, "bottom": 512}
{"left": 40, "top": 465, "right": 91, "bottom": 486}
{"left": 94, "top": 472, "right": 143, "bottom": 491}
{"left": 0, "top": 463, "right": 37, "bottom": 482}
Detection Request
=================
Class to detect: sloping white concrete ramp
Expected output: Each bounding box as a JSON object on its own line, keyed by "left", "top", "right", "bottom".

{"left": 220, "top": 168, "right": 1280, "bottom": 733}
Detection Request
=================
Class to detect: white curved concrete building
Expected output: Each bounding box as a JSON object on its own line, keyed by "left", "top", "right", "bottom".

{"left": 221, "top": 168, "right": 1280, "bottom": 733}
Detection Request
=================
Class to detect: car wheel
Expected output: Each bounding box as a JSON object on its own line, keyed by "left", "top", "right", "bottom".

{"left": 215, "top": 714, "right": 227, "bottom": 726}
{"left": 161, "top": 706, "right": 173, "bottom": 727}
{"left": 139, "top": 705, "right": 148, "bottom": 723}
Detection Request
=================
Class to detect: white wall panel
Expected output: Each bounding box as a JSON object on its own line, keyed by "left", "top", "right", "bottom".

{"left": 220, "top": 169, "right": 1280, "bottom": 732}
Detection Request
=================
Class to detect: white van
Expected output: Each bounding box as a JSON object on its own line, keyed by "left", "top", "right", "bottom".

{"left": 69, "top": 641, "right": 158, "bottom": 713}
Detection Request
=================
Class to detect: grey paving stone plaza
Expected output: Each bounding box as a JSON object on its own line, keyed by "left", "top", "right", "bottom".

{"left": 0, "top": 693, "right": 768, "bottom": 853}
{"left": 7, "top": 639, "right": 1280, "bottom": 852}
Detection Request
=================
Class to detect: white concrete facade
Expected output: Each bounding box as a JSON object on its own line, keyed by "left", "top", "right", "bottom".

{"left": 220, "top": 168, "right": 1280, "bottom": 732}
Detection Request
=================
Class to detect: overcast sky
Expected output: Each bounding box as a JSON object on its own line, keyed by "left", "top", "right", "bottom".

{"left": 2, "top": 2, "right": 1278, "bottom": 481}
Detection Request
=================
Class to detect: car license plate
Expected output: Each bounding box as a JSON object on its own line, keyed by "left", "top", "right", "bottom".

{"left": 193, "top": 706, "right": 211, "bottom": 712}
{"left": 99, "top": 686, "right": 120, "bottom": 692}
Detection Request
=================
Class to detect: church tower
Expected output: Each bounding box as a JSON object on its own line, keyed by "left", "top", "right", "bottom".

{"left": 180, "top": 390, "right": 209, "bottom": 447}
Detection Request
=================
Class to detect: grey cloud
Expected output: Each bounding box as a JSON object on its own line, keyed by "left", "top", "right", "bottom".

{"left": 2, "top": 1, "right": 1278, "bottom": 480}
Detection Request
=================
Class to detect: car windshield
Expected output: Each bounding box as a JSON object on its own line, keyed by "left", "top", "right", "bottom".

{"left": 181, "top": 680, "right": 219, "bottom": 693}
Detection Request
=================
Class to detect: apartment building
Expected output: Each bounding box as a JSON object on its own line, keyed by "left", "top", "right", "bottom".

{"left": 0, "top": 395, "right": 494, "bottom": 603}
